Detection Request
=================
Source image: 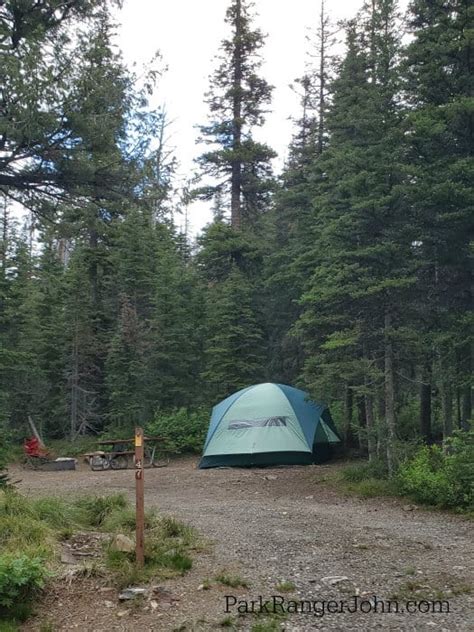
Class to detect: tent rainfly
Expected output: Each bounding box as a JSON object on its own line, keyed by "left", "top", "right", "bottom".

{"left": 199, "top": 383, "right": 341, "bottom": 469}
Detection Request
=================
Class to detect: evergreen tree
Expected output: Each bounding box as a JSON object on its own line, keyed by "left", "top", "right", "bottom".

{"left": 264, "top": 1, "right": 337, "bottom": 384}
{"left": 0, "top": 224, "right": 42, "bottom": 433}
{"left": 147, "top": 230, "right": 204, "bottom": 410}
{"left": 404, "top": 0, "right": 473, "bottom": 435}
{"left": 201, "top": 265, "right": 265, "bottom": 402}
{"left": 31, "top": 237, "right": 68, "bottom": 437}
{"left": 197, "top": 220, "right": 262, "bottom": 283}
{"left": 106, "top": 294, "right": 149, "bottom": 428}
{"left": 197, "top": 220, "right": 266, "bottom": 402}
{"left": 0, "top": 0, "right": 125, "bottom": 213}
{"left": 106, "top": 211, "right": 204, "bottom": 428}
{"left": 58, "top": 11, "right": 139, "bottom": 435}
{"left": 296, "top": 1, "right": 414, "bottom": 473}
{"left": 196, "top": 0, "right": 275, "bottom": 228}
{"left": 63, "top": 244, "right": 103, "bottom": 436}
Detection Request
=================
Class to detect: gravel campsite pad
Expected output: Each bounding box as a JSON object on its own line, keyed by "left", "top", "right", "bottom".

{"left": 14, "top": 458, "right": 474, "bottom": 631}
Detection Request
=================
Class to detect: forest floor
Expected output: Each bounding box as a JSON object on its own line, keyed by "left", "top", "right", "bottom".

{"left": 12, "top": 457, "right": 474, "bottom": 632}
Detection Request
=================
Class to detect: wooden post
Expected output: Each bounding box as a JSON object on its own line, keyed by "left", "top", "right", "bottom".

{"left": 134, "top": 427, "right": 145, "bottom": 567}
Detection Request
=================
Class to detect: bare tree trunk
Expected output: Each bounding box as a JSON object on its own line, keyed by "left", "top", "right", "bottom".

{"left": 385, "top": 310, "right": 396, "bottom": 477}
{"left": 365, "top": 393, "right": 376, "bottom": 461}
{"left": 89, "top": 227, "right": 99, "bottom": 307}
{"left": 343, "top": 386, "right": 355, "bottom": 450}
{"left": 357, "top": 395, "right": 367, "bottom": 453}
{"left": 376, "top": 371, "right": 385, "bottom": 459}
{"left": 461, "top": 386, "right": 472, "bottom": 429}
{"left": 461, "top": 341, "right": 472, "bottom": 429}
{"left": 440, "top": 378, "right": 453, "bottom": 439}
{"left": 1, "top": 195, "right": 8, "bottom": 274}
{"left": 231, "top": 0, "right": 243, "bottom": 229}
{"left": 438, "top": 349, "right": 453, "bottom": 439}
{"left": 317, "top": 0, "right": 327, "bottom": 155}
{"left": 419, "top": 363, "right": 432, "bottom": 443}
{"left": 70, "top": 325, "right": 79, "bottom": 440}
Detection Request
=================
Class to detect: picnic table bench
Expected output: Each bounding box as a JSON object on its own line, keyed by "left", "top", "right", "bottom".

{"left": 85, "top": 436, "right": 170, "bottom": 471}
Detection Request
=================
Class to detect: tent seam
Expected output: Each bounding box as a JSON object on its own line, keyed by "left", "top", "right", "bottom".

{"left": 203, "top": 385, "right": 254, "bottom": 451}
{"left": 276, "top": 384, "right": 312, "bottom": 449}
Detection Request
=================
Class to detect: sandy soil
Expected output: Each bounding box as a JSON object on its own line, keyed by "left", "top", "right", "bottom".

{"left": 11, "top": 457, "right": 474, "bottom": 631}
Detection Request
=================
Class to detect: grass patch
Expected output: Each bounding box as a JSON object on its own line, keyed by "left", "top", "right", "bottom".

{"left": 0, "top": 621, "right": 20, "bottom": 632}
{"left": 450, "top": 583, "right": 472, "bottom": 596}
{"left": 390, "top": 580, "right": 435, "bottom": 601}
{"left": 32, "top": 496, "right": 90, "bottom": 531}
{"left": 390, "top": 578, "right": 472, "bottom": 602}
{"left": 104, "top": 514, "right": 197, "bottom": 588}
{"left": 215, "top": 573, "right": 249, "bottom": 589}
{"left": 339, "top": 477, "right": 397, "bottom": 498}
{"left": 74, "top": 494, "right": 128, "bottom": 528}
{"left": 341, "top": 458, "right": 389, "bottom": 482}
{"left": 0, "top": 488, "right": 197, "bottom": 618}
{"left": 336, "top": 462, "right": 398, "bottom": 498}
{"left": 246, "top": 600, "right": 288, "bottom": 626}
{"left": 251, "top": 621, "right": 281, "bottom": 632}
{"left": 275, "top": 580, "right": 295, "bottom": 592}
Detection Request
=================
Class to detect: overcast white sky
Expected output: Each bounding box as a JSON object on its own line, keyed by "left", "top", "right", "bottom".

{"left": 116, "top": 0, "right": 404, "bottom": 234}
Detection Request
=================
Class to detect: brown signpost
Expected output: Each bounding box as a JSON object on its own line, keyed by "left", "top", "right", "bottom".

{"left": 134, "top": 427, "right": 145, "bottom": 567}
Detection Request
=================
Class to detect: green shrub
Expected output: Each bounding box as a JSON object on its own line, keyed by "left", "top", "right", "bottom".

{"left": 397, "top": 431, "right": 474, "bottom": 511}
{"left": 341, "top": 457, "right": 389, "bottom": 482}
{"left": 47, "top": 437, "right": 98, "bottom": 458}
{"left": 0, "top": 554, "right": 50, "bottom": 613}
{"left": 146, "top": 407, "right": 208, "bottom": 454}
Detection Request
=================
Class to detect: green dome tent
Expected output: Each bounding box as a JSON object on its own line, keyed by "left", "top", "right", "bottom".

{"left": 199, "top": 383, "right": 341, "bottom": 469}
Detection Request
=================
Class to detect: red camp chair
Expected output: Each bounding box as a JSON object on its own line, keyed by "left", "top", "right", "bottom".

{"left": 24, "top": 437, "right": 51, "bottom": 468}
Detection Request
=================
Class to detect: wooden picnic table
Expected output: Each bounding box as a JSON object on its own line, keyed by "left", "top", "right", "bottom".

{"left": 87, "top": 436, "right": 170, "bottom": 471}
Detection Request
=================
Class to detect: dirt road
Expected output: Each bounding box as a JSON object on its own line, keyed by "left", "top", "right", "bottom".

{"left": 15, "top": 458, "right": 474, "bottom": 631}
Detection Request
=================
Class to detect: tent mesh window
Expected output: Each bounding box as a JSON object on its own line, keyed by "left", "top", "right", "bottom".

{"left": 228, "top": 416, "right": 288, "bottom": 429}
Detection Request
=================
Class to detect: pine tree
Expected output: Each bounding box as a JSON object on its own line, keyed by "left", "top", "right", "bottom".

{"left": 63, "top": 244, "right": 104, "bottom": 437}
{"left": 0, "top": 225, "right": 55, "bottom": 436}
{"left": 106, "top": 211, "right": 204, "bottom": 427}
{"left": 264, "top": 1, "right": 337, "bottom": 384}
{"left": 57, "top": 12, "right": 138, "bottom": 435}
{"left": 147, "top": 231, "right": 204, "bottom": 410}
{"left": 404, "top": 0, "right": 473, "bottom": 435}
{"left": 201, "top": 265, "right": 265, "bottom": 402}
{"left": 196, "top": 0, "right": 276, "bottom": 228}
{"left": 296, "top": 0, "right": 414, "bottom": 473}
{"left": 196, "top": 219, "right": 266, "bottom": 402}
{"left": 106, "top": 294, "right": 149, "bottom": 428}
{"left": 0, "top": 1, "right": 125, "bottom": 213}
{"left": 32, "top": 237, "right": 68, "bottom": 437}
